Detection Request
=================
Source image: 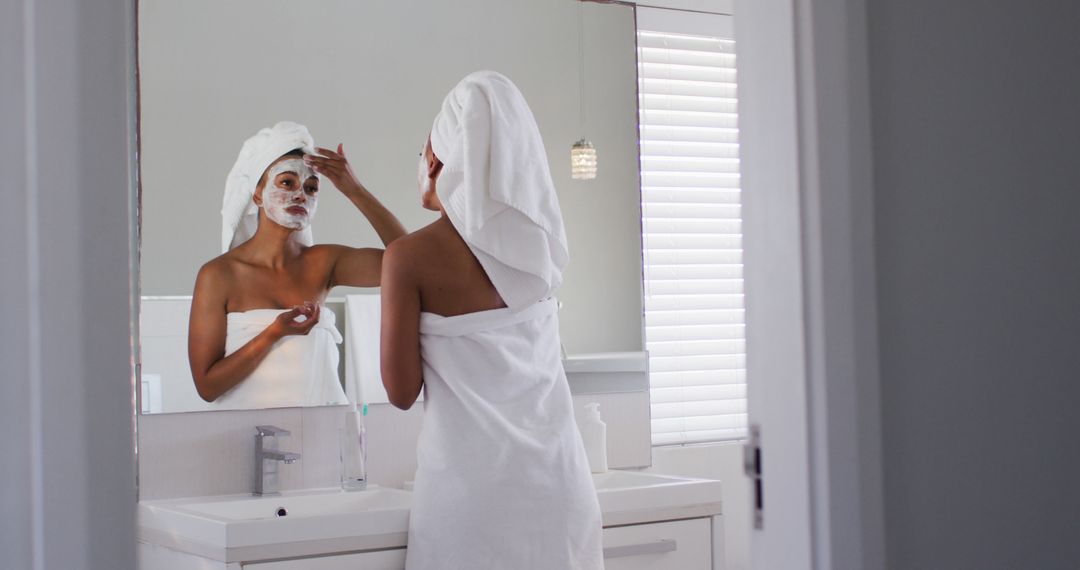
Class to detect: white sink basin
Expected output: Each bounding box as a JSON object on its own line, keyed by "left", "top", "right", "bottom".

{"left": 138, "top": 486, "right": 411, "bottom": 563}
{"left": 180, "top": 486, "right": 409, "bottom": 520}
{"left": 592, "top": 470, "right": 723, "bottom": 526}
{"left": 594, "top": 469, "right": 682, "bottom": 490}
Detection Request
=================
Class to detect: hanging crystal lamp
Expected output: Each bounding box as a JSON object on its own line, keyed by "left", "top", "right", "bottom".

{"left": 571, "top": 138, "right": 598, "bottom": 180}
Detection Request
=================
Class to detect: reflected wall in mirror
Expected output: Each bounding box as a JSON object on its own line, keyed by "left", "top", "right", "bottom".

{"left": 138, "top": 0, "right": 642, "bottom": 414}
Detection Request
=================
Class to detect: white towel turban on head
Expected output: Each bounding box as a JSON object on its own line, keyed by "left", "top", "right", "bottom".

{"left": 430, "top": 70, "right": 570, "bottom": 312}
{"left": 222, "top": 121, "right": 317, "bottom": 253}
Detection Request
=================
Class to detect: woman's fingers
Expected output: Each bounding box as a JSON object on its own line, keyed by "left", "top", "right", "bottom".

{"left": 271, "top": 304, "right": 321, "bottom": 336}
{"left": 307, "top": 163, "right": 339, "bottom": 178}
{"left": 306, "top": 146, "right": 360, "bottom": 194}
{"left": 305, "top": 155, "right": 339, "bottom": 169}
{"left": 305, "top": 156, "right": 346, "bottom": 178}
{"left": 313, "top": 146, "right": 343, "bottom": 160}
{"left": 295, "top": 305, "right": 320, "bottom": 334}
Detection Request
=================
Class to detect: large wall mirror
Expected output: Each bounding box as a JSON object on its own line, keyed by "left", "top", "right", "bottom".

{"left": 137, "top": 0, "right": 643, "bottom": 414}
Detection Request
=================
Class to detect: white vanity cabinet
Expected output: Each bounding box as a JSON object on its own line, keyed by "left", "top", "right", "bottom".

{"left": 138, "top": 542, "right": 407, "bottom": 569}
{"left": 243, "top": 548, "right": 407, "bottom": 569}
{"left": 140, "top": 518, "right": 721, "bottom": 570}
{"left": 141, "top": 519, "right": 718, "bottom": 570}
{"left": 603, "top": 518, "right": 716, "bottom": 570}
{"left": 241, "top": 518, "right": 719, "bottom": 569}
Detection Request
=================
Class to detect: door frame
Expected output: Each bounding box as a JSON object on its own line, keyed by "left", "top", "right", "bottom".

{"left": 6, "top": 0, "right": 884, "bottom": 567}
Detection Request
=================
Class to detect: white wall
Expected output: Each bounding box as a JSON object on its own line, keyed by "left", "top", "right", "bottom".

{"left": 2, "top": 0, "right": 137, "bottom": 568}
{"left": 138, "top": 0, "right": 643, "bottom": 354}
{"left": 866, "top": 0, "right": 1080, "bottom": 567}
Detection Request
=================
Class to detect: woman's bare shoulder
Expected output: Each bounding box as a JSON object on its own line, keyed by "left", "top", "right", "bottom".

{"left": 391, "top": 221, "right": 451, "bottom": 255}
{"left": 299, "top": 243, "right": 347, "bottom": 265}
{"left": 195, "top": 252, "right": 238, "bottom": 288}
{"left": 303, "top": 243, "right": 345, "bottom": 255}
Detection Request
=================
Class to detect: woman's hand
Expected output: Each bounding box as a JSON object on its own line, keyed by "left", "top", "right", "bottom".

{"left": 306, "top": 144, "right": 364, "bottom": 198}
{"left": 306, "top": 142, "right": 407, "bottom": 250}
{"left": 267, "top": 302, "right": 321, "bottom": 340}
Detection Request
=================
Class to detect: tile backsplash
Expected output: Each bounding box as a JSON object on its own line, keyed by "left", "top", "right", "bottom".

{"left": 138, "top": 385, "right": 650, "bottom": 501}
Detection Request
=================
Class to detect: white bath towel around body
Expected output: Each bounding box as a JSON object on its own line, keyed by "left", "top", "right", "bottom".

{"left": 407, "top": 299, "right": 603, "bottom": 570}
{"left": 213, "top": 307, "right": 349, "bottom": 410}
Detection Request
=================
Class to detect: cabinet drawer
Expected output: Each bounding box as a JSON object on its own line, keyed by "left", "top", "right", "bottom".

{"left": 603, "top": 518, "right": 712, "bottom": 570}
{"left": 244, "top": 548, "right": 406, "bottom": 570}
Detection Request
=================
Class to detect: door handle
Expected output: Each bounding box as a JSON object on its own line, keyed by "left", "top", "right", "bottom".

{"left": 603, "top": 538, "right": 677, "bottom": 559}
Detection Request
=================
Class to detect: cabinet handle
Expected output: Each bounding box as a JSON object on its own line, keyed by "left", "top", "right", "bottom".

{"left": 603, "top": 538, "right": 678, "bottom": 559}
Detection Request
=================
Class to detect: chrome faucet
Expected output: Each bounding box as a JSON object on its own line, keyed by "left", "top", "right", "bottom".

{"left": 254, "top": 425, "right": 301, "bottom": 496}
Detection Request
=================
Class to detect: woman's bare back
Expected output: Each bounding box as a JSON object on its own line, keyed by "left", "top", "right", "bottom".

{"left": 409, "top": 217, "right": 506, "bottom": 317}
{"left": 378, "top": 216, "right": 507, "bottom": 409}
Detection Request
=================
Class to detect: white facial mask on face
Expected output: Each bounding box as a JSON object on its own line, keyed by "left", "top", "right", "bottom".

{"left": 261, "top": 158, "right": 318, "bottom": 230}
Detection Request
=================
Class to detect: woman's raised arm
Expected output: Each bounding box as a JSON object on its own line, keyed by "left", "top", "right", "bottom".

{"left": 306, "top": 144, "right": 407, "bottom": 288}
{"left": 306, "top": 144, "right": 407, "bottom": 246}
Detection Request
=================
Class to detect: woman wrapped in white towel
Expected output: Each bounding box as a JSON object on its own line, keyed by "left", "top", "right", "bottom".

{"left": 380, "top": 71, "right": 604, "bottom": 570}
{"left": 187, "top": 122, "right": 406, "bottom": 409}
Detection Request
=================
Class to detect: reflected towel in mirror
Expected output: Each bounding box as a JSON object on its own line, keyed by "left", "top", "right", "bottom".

{"left": 344, "top": 294, "right": 422, "bottom": 406}
{"left": 213, "top": 306, "right": 349, "bottom": 410}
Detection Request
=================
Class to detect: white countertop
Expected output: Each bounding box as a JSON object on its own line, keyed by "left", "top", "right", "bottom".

{"left": 137, "top": 470, "right": 722, "bottom": 563}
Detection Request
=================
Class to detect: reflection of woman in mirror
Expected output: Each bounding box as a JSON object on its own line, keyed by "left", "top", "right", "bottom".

{"left": 187, "top": 121, "right": 405, "bottom": 409}
{"left": 379, "top": 72, "right": 603, "bottom": 569}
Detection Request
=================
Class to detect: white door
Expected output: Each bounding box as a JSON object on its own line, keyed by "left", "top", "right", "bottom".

{"left": 734, "top": 0, "right": 815, "bottom": 568}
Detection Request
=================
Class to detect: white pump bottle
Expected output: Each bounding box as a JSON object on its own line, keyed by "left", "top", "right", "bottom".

{"left": 580, "top": 402, "right": 608, "bottom": 473}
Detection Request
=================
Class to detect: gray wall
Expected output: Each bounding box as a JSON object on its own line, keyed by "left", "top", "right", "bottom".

{"left": 867, "top": 1, "right": 1080, "bottom": 567}
{"left": 138, "top": 0, "right": 643, "bottom": 354}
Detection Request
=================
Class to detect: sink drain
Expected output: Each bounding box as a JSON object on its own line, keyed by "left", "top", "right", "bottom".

{"left": 275, "top": 507, "right": 288, "bottom": 518}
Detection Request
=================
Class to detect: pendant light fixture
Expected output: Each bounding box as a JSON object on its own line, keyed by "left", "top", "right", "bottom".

{"left": 571, "top": 1, "right": 597, "bottom": 180}
{"left": 571, "top": 139, "right": 598, "bottom": 180}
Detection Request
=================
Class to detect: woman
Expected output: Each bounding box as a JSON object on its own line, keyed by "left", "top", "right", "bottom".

{"left": 188, "top": 121, "right": 406, "bottom": 409}
{"left": 380, "top": 72, "right": 604, "bottom": 569}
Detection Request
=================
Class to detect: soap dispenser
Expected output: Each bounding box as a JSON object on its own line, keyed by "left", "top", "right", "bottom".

{"left": 581, "top": 402, "right": 608, "bottom": 473}
{"left": 340, "top": 403, "right": 368, "bottom": 491}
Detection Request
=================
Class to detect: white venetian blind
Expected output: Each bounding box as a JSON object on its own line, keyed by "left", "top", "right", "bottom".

{"left": 637, "top": 22, "right": 747, "bottom": 445}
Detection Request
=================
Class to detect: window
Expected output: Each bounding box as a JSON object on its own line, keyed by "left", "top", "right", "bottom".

{"left": 637, "top": 12, "right": 747, "bottom": 445}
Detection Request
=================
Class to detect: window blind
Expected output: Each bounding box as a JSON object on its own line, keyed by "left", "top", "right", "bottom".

{"left": 637, "top": 26, "right": 747, "bottom": 445}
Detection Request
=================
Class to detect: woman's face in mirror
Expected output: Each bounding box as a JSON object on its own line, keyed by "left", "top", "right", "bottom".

{"left": 257, "top": 154, "right": 320, "bottom": 229}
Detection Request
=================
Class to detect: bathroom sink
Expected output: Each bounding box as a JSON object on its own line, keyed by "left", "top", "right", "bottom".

{"left": 138, "top": 486, "right": 411, "bottom": 563}
{"left": 138, "top": 473, "right": 720, "bottom": 561}
{"left": 593, "top": 469, "right": 684, "bottom": 490}
{"left": 180, "top": 486, "right": 409, "bottom": 520}
{"left": 592, "top": 470, "right": 723, "bottom": 526}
